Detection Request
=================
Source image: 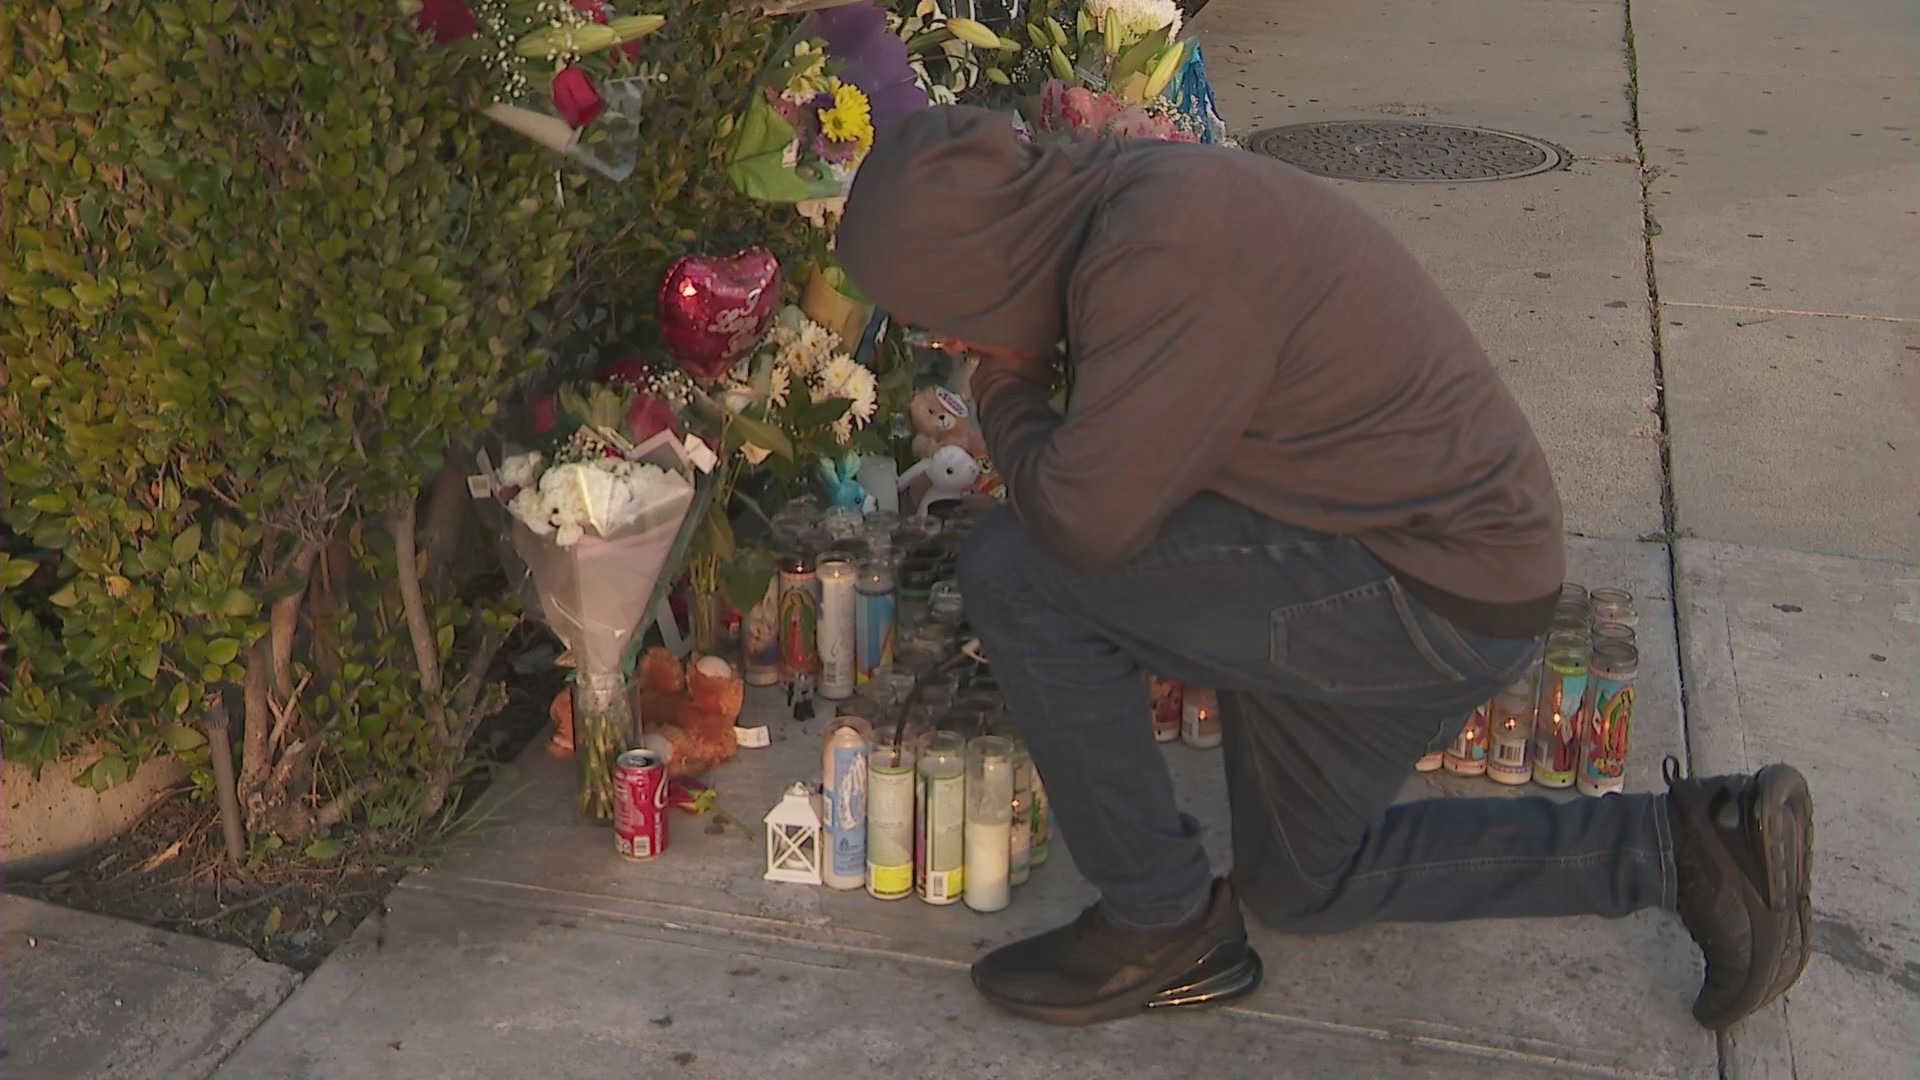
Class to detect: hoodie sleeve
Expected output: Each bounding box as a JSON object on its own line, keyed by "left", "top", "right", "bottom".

{"left": 973, "top": 222, "right": 1274, "bottom": 574}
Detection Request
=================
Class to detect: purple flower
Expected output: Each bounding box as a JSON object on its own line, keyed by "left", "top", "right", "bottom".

{"left": 813, "top": 130, "right": 861, "bottom": 164}
{"left": 807, "top": 3, "right": 926, "bottom": 138}
{"left": 765, "top": 86, "right": 803, "bottom": 126}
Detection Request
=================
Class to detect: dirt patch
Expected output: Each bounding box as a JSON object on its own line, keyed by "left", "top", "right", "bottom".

{"left": 4, "top": 653, "right": 564, "bottom": 973}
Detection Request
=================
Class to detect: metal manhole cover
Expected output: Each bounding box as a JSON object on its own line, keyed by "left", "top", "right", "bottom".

{"left": 1248, "top": 122, "right": 1568, "bottom": 183}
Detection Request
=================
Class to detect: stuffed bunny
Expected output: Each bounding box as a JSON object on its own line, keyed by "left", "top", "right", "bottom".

{"left": 899, "top": 444, "right": 982, "bottom": 516}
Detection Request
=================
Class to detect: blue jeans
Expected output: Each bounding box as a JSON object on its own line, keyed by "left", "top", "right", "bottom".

{"left": 959, "top": 495, "right": 1676, "bottom": 931}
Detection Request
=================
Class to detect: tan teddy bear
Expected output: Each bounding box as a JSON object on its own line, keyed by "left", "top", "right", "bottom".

{"left": 908, "top": 386, "right": 987, "bottom": 461}
{"left": 549, "top": 649, "right": 745, "bottom": 779}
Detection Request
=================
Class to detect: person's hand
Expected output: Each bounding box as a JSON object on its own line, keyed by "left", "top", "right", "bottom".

{"left": 967, "top": 348, "right": 1057, "bottom": 400}
{"left": 974, "top": 348, "right": 1053, "bottom": 386}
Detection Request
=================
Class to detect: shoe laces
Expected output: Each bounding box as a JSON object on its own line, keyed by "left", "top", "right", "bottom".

{"left": 1662, "top": 754, "right": 1684, "bottom": 786}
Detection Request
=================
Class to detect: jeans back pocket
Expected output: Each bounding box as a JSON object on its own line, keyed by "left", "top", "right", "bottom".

{"left": 1270, "top": 577, "right": 1472, "bottom": 697}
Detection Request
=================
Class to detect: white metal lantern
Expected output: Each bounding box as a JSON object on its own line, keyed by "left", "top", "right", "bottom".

{"left": 763, "top": 782, "right": 825, "bottom": 885}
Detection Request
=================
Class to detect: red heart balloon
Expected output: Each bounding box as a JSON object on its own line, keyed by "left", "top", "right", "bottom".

{"left": 658, "top": 248, "right": 781, "bottom": 383}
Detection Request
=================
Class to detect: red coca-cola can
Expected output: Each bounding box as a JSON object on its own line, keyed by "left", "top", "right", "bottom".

{"left": 613, "top": 748, "right": 668, "bottom": 859}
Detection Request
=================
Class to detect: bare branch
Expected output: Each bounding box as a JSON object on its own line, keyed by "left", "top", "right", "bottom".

{"left": 203, "top": 691, "right": 247, "bottom": 865}
{"left": 270, "top": 544, "right": 320, "bottom": 700}
{"left": 451, "top": 625, "right": 507, "bottom": 717}
{"left": 388, "top": 497, "right": 450, "bottom": 743}
{"left": 310, "top": 777, "right": 383, "bottom": 832}
{"left": 265, "top": 671, "right": 312, "bottom": 755}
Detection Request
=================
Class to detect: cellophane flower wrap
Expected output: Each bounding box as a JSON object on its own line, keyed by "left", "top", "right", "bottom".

{"left": 484, "top": 381, "right": 713, "bottom": 817}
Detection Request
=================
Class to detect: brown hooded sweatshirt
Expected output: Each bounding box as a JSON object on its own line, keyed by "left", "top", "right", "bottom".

{"left": 837, "top": 107, "right": 1564, "bottom": 638}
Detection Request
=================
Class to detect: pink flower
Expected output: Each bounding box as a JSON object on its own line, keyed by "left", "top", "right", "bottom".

{"left": 1062, "top": 86, "right": 1121, "bottom": 133}
{"left": 551, "top": 67, "right": 603, "bottom": 128}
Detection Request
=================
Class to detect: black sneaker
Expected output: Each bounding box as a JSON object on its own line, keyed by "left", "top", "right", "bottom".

{"left": 1665, "top": 757, "right": 1814, "bottom": 1030}
{"left": 970, "top": 878, "right": 1263, "bottom": 1026}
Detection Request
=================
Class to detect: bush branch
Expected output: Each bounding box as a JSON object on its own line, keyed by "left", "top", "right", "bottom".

{"left": 388, "top": 497, "right": 450, "bottom": 743}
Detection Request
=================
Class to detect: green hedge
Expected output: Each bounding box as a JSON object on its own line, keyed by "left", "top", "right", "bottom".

{"left": 0, "top": 0, "right": 808, "bottom": 843}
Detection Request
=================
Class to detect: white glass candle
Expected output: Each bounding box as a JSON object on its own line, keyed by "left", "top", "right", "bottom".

{"left": 964, "top": 735, "right": 1013, "bottom": 913}
{"left": 1181, "top": 688, "right": 1222, "bottom": 749}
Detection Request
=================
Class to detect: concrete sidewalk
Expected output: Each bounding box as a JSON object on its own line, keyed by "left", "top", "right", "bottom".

{"left": 0, "top": 896, "right": 299, "bottom": 1080}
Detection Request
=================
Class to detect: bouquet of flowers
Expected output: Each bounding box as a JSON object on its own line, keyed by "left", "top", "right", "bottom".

{"left": 727, "top": 0, "right": 1022, "bottom": 205}
{"left": 1008, "top": 0, "right": 1230, "bottom": 144}
{"left": 596, "top": 305, "right": 885, "bottom": 652}
{"left": 485, "top": 381, "right": 707, "bottom": 817}
{"left": 416, "top": 0, "right": 668, "bottom": 180}
{"left": 725, "top": 31, "right": 882, "bottom": 204}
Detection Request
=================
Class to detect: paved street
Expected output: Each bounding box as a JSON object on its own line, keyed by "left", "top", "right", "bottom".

{"left": 6, "top": 0, "right": 1913, "bottom": 1077}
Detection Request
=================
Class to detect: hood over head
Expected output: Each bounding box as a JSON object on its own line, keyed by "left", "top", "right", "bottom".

{"left": 836, "top": 106, "right": 1125, "bottom": 354}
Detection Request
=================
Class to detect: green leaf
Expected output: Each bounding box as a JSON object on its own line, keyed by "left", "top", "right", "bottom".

{"left": 171, "top": 524, "right": 202, "bottom": 564}
{"left": 723, "top": 410, "right": 794, "bottom": 460}
{"left": 163, "top": 723, "right": 208, "bottom": 752}
{"left": 205, "top": 638, "right": 240, "bottom": 664}
{"left": 723, "top": 93, "right": 844, "bottom": 204}
{"left": 49, "top": 584, "right": 80, "bottom": 608}
{"left": 1110, "top": 24, "right": 1171, "bottom": 84}
{"left": 692, "top": 497, "right": 735, "bottom": 563}
{"left": 138, "top": 647, "right": 162, "bottom": 680}
{"left": 169, "top": 682, "right": 191, "bottom": 715}
{"left": 358, "top": 312, "right": 394, "bottom": 334}
{"left": 719, "top": 548, "right": 777, "bottom": 614}
{"left": 0, "top": 556, "right": 38, "bottom": 590}
{"left": 262, "top": 905, "right": 283, "bottom": 937}
{"left": 793, "top": 397, "right": 853, "bottom": 429}
{"left": 90, "top": 754, "right": 130, "bottom": 790}
{"left": 218, "top": 588, "right": 257, "bottom": 617}
{"left": 304, "top": 838, "right": 342, "bottom": 860}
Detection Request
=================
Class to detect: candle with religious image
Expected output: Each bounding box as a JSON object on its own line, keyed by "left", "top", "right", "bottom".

{"left": 1147, "top": 675, "right": 1183, "bottom": 743}
{"left": 1441, "top": 700, "right": 1492, "bottom": 776}
{"left": 1578, "top": 643, "right": 1639, "bottom": 796}
{"left": 777, "top": 553, "right": 821, "bottom": 683}
{"left": 821, "top": 716, "right": 871, "bottom": 891}
{"left": 1531, "top": 631, "right": 1592, "bottom": 789}
{"left": 1486, "top": 675, "right": 1538, "bottom": 785}
{"left": 1588, "top": 587, "right": 1637, "bottom": 630}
